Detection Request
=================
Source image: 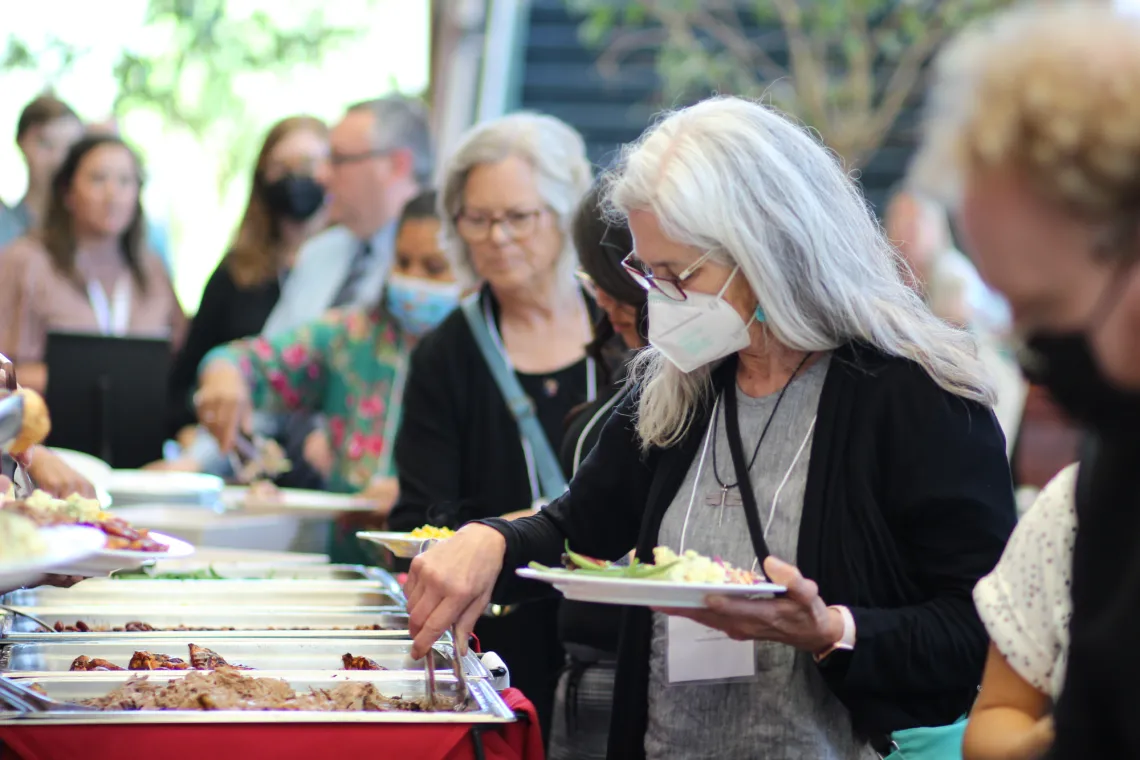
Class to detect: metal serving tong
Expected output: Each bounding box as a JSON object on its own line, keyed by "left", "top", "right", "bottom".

{"left": 421, "top": 628, "right": 470, "bottom": 712}
{"left": 0, "top": 604, "right": 54, "bottom": 633}
{"left": 449, "top": 625, "right": 469, "bottom": 711}
{"left": 0, "top": 675, "right": 95, "bottom": 713}
{"left": 424, "top": 640, "right": 438, "bottom": 710}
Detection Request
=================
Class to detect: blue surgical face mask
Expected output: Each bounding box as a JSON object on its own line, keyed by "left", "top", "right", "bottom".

{"left": 385, "top": 273, "right": 461, "bottom": 336}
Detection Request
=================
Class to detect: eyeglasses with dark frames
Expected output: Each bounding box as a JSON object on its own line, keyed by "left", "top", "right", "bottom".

{"left": 621, "top": 250, "right": 716, "bottom": 301}
{"left": 455, "top": 208, "right": 548, "bottom": 242}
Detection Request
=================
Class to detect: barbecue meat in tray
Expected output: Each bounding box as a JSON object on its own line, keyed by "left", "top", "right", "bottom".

{"left": 67, "top": 643, "right": 385, "bottom": 672}
{"left": 77, "top": 667, "right": 462, "bottom": 712}
{"left": 52, "top": 620, "right": 391, "bottom": 633}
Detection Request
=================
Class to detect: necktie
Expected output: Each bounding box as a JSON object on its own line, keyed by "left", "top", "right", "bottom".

{"left": 329, "top": 241, "right": 374, "bottom": 308}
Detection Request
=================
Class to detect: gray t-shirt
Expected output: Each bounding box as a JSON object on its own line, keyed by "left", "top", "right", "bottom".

{"left": 645, "top": 354, "right": 876, "bottom": 760}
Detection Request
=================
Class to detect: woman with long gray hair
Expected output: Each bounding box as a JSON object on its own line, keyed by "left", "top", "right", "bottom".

{"left": 388, "top": 112, "right": 603, "bottom": 740}
{"left": 402, "top": 97, "right": 1016, "bottom": 760}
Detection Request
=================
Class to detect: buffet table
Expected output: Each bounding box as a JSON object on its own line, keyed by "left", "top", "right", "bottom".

{"left": 0, "top": 552, "right": 543, "bottom": 760}
{"left": 0, "top": 689, "right": 542, "bottom": 760}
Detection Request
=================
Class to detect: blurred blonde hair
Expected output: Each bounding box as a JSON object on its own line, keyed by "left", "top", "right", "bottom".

{"left": 914, "top": 3, "right": 1140, "bottom": 220}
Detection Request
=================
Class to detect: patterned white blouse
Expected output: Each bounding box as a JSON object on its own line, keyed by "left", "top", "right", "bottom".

{"left": 974, "top": 463, "right": 1078, "bottom": 700}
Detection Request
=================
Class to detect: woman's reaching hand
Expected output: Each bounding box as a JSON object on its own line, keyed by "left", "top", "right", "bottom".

{"left": 404, "top": 523, "right": 507, "bottom": 660}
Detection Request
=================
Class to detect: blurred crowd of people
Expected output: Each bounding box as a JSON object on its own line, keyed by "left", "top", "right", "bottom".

{"left": 5, "top": 3, "right": 1140, "bottom": 758}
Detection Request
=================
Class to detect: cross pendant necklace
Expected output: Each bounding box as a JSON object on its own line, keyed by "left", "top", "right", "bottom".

{"left": 706, "top": 484, "right": 744, "bottom": 509}
{"left": 707, "top": 352, "right": 813, "bottom": 511}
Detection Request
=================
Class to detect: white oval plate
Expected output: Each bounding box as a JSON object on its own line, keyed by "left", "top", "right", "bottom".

{"left": 515, "top": 567, "right": 785, "bottom": 608}
{"left": 0, "top": 526, "right": 107, "bottom": 593}
{"left": 356, "top": 531, "right": 444, "bottom": 559}
{"left": 107, "top": 471, "right": 224, "bottom": 506}
{"left": 225, "top": 486, "right": 376, "bottom": 517}
{"left": 52, "top": 531, "right": 195, "bottom": 576}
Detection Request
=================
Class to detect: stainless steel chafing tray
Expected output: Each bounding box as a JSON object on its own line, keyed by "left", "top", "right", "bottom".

{"left": 0, "top": 638, "right": 490, "bottom": 680}
{"left": 111, "top": 562, "right": 392, "bottom": 583}
{"left": 0, "top": 670, "right": 514, "bottom": 724}
{"left": 2, "top": 579, "right": 402, "bottom": 609}
{"left": 1, "top": 606, "right": 412, "bottom": 641}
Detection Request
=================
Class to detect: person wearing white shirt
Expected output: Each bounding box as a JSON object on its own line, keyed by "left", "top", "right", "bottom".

{"left": 965, "top": 464, "right": 1078, "bottom": 760}
{"left": 261, "top": 96, "right": 432, "bottom": 337}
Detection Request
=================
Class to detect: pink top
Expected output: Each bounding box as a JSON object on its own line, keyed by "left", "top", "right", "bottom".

{"left": 0, "top": 236, "right": 182, "bottom": 362}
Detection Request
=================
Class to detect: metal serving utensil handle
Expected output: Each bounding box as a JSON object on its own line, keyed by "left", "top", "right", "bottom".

{"left": 0, "top": 604, "right": 54, "bottom": 633}
{"left": 424, "top": 642, "right": 437, "bottom": 710}
{"left": 450, "top": 624, "right": 469, "bottom": 711}
{"left": 0, "top": 394, "right": 26, "bottom": 454}
{"left": 0, "top": 675, "right": 96, "bottom": 712}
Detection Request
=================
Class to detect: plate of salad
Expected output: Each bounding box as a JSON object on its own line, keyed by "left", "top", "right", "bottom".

{"left": 516, "top": 544, "right": 785, "bottom": 608}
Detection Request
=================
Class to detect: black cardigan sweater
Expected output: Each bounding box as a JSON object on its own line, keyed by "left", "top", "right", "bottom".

{"left": 483, "top": 343, "right": 1017, "bottom": 760}
{"left": 388, "top": 287, "right": 607, "bottom": 739}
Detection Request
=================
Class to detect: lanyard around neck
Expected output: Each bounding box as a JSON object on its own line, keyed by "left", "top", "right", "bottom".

{"left": 86, "top": 277, "right": 132, "bottom": 336}
{"left": 482, "top": 296, "right": 598, "bottom": 502}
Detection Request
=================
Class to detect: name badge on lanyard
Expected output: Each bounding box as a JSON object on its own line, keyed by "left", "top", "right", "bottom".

{"left": 666, "top": 392, "right": 756, "bottom": 684}
{"left": 87, "top": 278, "right": 132, "bottom": 337}
{"left": 668, "top": 616, "right": 756, "bottom": 683}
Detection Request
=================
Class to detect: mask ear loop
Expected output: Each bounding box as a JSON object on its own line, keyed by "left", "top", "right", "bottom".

{"left": 718, "top": 265, "right": 769, "bottom": 328}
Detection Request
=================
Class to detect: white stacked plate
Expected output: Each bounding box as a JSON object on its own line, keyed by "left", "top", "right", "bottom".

{"left": 223, "top": 486, "right": 376, "bottom": 518}
{"left": 106, "top": 471, "right": 224, "bottom": 507}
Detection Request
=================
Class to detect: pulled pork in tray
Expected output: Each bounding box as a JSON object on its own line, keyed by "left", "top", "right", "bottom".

{"left": 77, "top": 667, "right": 464, "bottom": 712}
{"left": 68, "top": 644, "right": 386, "bottom": 672}
{"left": 52, "top": 620, "right": 392, "bottom": 633}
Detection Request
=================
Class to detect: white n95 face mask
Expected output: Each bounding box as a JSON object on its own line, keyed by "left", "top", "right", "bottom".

{"left": 647, "top": 267, "right": 755, "bottom": 374}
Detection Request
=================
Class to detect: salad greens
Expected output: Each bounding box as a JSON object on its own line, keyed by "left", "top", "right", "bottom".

{"left": 528, "top": 541, "right": 680, "bottom": 579}
{"left": 110, "top": 565, "right": 279, "bottom": 581}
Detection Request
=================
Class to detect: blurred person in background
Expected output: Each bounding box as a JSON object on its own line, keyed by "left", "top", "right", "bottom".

{"left": 0, "top": 134, "right": 186, "bottom": 393}
{"left": 388, "top": 112, "right": 597, "bottom": 740}
{"left": 165, "top": 116, "right": 329, "bottom": 451}
{"left": 86, "top": 116, "right": 176, "bottom": 274}
{"left": 883, "top": 187, "right": 1011, "bottom": 335}
{"left": 249, "top": 96, "right": 432, "bottom": 491}
{"left": 193, "top": 191, "right": 456, "bottom": 537}
{"left": 0, "top": 94, "right": 84, "bottom": 248}
{"left": 966, "top": 463, "right": 1077, "bottom": 760}
{"left": 913, "top": 5, "right": 1140, "bottom": 757}
{"left": 262, "top": 96, "right": 432, "bottom": 336}
{"left": 549, "top": 184, "right": 646, "bottom": 760}
{"left": 884, "top": 187, "right": 1028, "bottom": 458}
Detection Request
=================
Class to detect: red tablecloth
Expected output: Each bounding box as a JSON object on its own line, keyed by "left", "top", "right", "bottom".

{"left": 0, "top": 688, "right": 543, "bottom": 760}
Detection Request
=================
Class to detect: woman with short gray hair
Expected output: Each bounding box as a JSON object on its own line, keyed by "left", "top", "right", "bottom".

{"left": 403, "top": 96, "right": 1016, "bottom": 760}
{"left": 389, "top": 112, "right": 602, "bottom": 739}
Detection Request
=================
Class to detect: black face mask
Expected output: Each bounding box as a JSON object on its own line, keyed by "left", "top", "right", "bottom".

{"left": 1020, "top": 333, "right": 1140, "bottom": 438}
{"left": 261, "top": 174, "right": 325, "bottom": 222}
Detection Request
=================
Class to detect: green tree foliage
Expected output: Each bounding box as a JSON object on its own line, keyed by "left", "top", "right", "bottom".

{"left": 566, "top": 0, "right": 1010, "bottom": 169}
{"left": 2, "top": 0, "right": 368, "bottom": 191}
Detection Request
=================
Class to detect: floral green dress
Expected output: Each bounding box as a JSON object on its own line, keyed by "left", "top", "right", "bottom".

{"left": 201, "top": 307, "right": 413, "bottom": 493}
